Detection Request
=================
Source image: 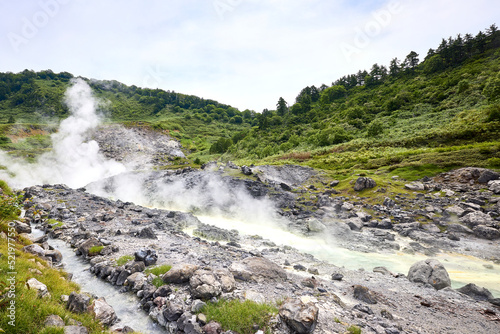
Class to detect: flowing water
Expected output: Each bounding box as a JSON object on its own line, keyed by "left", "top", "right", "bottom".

{"left": 196, "top": 215, "right": 500, "bottom": 297}
{"left": 30, "top": 228, "right": 167, "bottom": 334}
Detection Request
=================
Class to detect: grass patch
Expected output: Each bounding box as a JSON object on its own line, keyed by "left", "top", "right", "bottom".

{"left": 144, "top": 264, "right": 172, "bottom": 276}
{"left": 88, "top": 246, "right": 104, "bottom": 256}
{"left": 151, "top": 277, "right": 165, "bottom": 288}
{"left": 347, "top": 325, "right": 362, "bottom": 334}
{"left": 115, "top": 255, "right": 134, "bottom": 266}
{"left": 47, "top": 219, "right": 64, "bottom": 227}
{"left": 199, "top": 299, "right": 278, "bottom": 334}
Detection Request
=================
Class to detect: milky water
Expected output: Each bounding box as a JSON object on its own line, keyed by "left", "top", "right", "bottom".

{"left": 30, "top": 228, "right": 167, "bottom": 334}
{"left": 196, "top": 215, "right": 500, "bottom": 298}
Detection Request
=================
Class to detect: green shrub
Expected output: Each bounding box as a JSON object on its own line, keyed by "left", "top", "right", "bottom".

{"left": 199, "top": 299, "right": 278, "bottom": 334}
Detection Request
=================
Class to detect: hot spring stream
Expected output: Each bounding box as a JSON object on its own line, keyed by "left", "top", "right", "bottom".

{"left": 30, "top": 228, "right": 168, "bottom": 333}
{"left": 195, "top": 215, "right": 500, "bottom": 297}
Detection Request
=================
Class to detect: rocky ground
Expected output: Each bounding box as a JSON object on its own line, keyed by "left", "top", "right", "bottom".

{"left": 91, "top": 124, "right": 185, "bottom": 169}
{"left": 16, "top": 163, "right": 500, "bottom": 334}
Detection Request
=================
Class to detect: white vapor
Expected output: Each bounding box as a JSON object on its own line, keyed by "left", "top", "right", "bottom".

{"left": 0, "top": 78, "right": 126, "bottom": 189}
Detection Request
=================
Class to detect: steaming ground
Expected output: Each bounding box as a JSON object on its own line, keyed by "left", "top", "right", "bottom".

{"left": 0, "top": 78, "right": 126, "bottom": 188}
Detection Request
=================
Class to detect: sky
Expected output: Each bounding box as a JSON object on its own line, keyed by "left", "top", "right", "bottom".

{"left": 0, "top": 0, "right": 499, "bottom": 112}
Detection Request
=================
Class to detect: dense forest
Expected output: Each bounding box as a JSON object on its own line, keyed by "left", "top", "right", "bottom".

{"left": 1, "top": 24, "right": 500, "bottom": 175}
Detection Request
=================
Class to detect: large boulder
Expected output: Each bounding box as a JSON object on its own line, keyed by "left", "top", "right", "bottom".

{"left": 279, "top": 298, "right": 319, "bottom": 334}
{"left": 457, "top": 283, "right": 494, "bottom": 301}
{"left": 89, "top": 297, "right": 117, "bottom": 326}
{"left": 407, "top": 259, "right": 451, "bottom": 290}
{"left": 354, "top": 177, "right": 376, "bottom": 191}
{"left": 67, "top": 292, "right": 91, "bottom": 313}
{"left": 125, "top": 272, "right": 147, "bottom": 291}
{"left": 162, "top": 264, "right": 199, "bottom": 284}
{"left": 230, "top": 257, "right": 287, "bottom": 282}
{"left": 473, "top": 225, "right": 500, "bottom": 240}
{"left": 460, "top": 211, "right": 493, "bottom": 228}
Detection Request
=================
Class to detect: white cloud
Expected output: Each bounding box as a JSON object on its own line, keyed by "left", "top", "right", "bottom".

{"left": 0, "top": 0, "right": 498, "bottom": 112}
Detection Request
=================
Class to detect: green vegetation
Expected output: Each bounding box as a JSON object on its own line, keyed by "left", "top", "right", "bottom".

{"left": 198, "top": 299, "right": 278, "bottom": 334}
{"left": 88, "top": 246, "right": 104, "bottom": 256}
{"left": 151, "top": 277, "right": 165, "bottom": 288}
{"left": 144, "top": 264, "right": 172, "bottom": 276}
{"left": 347, "top": 325, "right": 362, "bottom": 334}
{"left": 115, "top": 255, "right": 134, "bottom": 266}
{"left": 1, "top": 25, "right": 500, "bottom": 179}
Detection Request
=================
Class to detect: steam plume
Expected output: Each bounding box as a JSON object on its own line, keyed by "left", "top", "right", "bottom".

{"left": 0, "top": 78, "right": 126, "bottom": 189}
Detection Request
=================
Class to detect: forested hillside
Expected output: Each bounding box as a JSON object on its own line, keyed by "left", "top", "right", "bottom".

{"left": 1, "top": 25, "right": 500, "bottom": 176}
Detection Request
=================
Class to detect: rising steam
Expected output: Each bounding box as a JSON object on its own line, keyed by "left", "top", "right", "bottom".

{"left": 0, "top": 78, "right": 126, "bottom": 189}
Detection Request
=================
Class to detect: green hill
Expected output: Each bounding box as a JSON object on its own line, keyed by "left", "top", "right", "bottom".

{"left": 1, "top": 24, "right": 500, "bottom": 177}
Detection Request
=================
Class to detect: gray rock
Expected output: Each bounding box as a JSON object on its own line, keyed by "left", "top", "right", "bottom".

{"left": 383, "top": 197, "right": 395, "bottom": 208}
{"left": 408, "top": 259, "right": 451, "bottom": 290}
{"left": 353, "top": 285, "right": 378, "bottom": 304}
{"left": 138, "top": 226, "right": 157, "bottom": 239}
{"left": 241, "top": 165, "right": 253, "bottom": 175}
{"left": 477, "top": 170, "right": 499, "bottom": 183}
{"left": 163, "top": 300, "right": 184, "bottom": 322}
{"left": 460, "top": 211, "right": 493, "bottom": 228}
{"left": 279, "top": 298, "right": 319, "bottom": 334}
{"left": 456, "top": 283, "right": 494, "bottom": 301}
{"left": 44, "top": 314, "right": 65, "bottom": 327}
{"left": 331, "top": 273, "right": 343, "bottom": 281}
{"left": 354, "top": 177, "right": 377, "bottom": 191}
{"left": 125, "top": 272, "right": 147, "bottom": 291}
{"left": 353, "top": 303, "right": 374, "bottom": 314}
{"left": 307, "top": 218, "right": 326, "bottom": 232}
{"left": 77, "top": 238, "right": 103, "bottom": 257}
{"left": 447, "top": 223, "right": 473, "bottom": 234}
{"left": 162, "top": 264, "right": 199, "bottom": 283}
{"left": 67, "top": 292, "right": 90, "bottom": 313}
{"left": 116, "top": 269, "right": 131, "bottom": 286}
{"left": 230, "top": 256, "right": 287, "bottom": 282}
{"left": 473, "top": 225, "right": 500, "bottom": 240}
{"left": 64, "top": 326, "right": 88, "bottom": 334}
{"left": 22, "top": 244, "right": 46, "bottom": 257}
{"left": 489, "top": 180, "right": 500, "bottom": 194}
{"left": 405, "top": 182, "right": 425, "bottom": 191}
{"left": 45, "top": 249, "right": 63, "bottom": 263}
{"left": 346, "top": 218, "right": 364, "bottom": 231}
{"left": 134, "top": 249, "right": 157, "bottom": 266}
{"left": 26, "top": 278, "right": 50, "bottom": 298}
{"left": 445, "top": 205, "right": 465, "bottom": 217}
{"left": 373, "top": 266, "right": 392, "bottom": 276}
{"left": 15, "top": 220, "right": 31, "bottom": 234}
{"left": 89, "top": 297, "right": 117, "bottom": 326}
{"left": 203, "top": 321, "right": 222, "bottom": 334}
{"left": 189, "top": 269, "right": 235, "bottom": 299}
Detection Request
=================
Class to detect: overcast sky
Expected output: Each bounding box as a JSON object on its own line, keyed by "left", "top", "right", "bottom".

{"left": 0, "top": 0, "right": 498, "bottom": 112}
